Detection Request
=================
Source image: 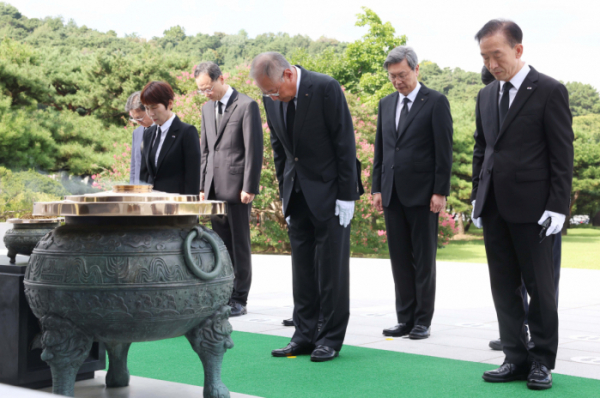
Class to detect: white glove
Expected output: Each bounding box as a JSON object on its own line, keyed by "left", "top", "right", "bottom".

{"left": 471, "top": 200, "right": 482, "bottom": 229}
{"left": 285, "top": 216, "right": 290, "bottom": 226}
{"left": 538, "top": 210, "right": 565, "bottom": 236}
{"left": 335, "top": 200, "right": 355, "bottom": 228}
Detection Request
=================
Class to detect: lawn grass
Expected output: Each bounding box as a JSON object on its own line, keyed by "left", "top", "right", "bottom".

{"left": 437, "top": 227, "right": 600, "bottom": 270}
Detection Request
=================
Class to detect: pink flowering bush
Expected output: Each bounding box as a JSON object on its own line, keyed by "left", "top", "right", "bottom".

{"left": 438, "top": 212, "right": 459, "bottom": 247}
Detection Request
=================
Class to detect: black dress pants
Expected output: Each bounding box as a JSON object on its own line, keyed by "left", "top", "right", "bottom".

{"left": 522, "top": 232, "right": 561, "bottom": 322}
{"left": 481, "top": 184, "right": 558, "bottom": 368}
{"left": 383, "top": 186, "right": 438, "bottom": 327}
{"left": 210, "top": 201, "right": 252, "bottom": 306}
{"left": 288, "top": 190, "right": 351, "bottom": 351}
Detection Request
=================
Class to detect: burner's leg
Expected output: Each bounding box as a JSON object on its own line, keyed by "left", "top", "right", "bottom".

{"left": 105, "top": 342, "right": 132, "bottom": 387}
{"left": 7, "top": 248, "right": 16, "bottom": 264}
{"left": 185, "top": 305, "right": 234, "bottom": 398}
{"left": 39, "top": 314, "right": 93, "bottom": 397}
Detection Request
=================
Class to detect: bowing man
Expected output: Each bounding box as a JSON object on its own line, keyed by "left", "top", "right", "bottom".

{"left": 251, "top": 52, "right": 362, "bottom": 362}
{"left": 472, "top": 20, "right": 573, "bottom": 390}
{"left": 372, "top": 46, "right": 453, "bottom": 340}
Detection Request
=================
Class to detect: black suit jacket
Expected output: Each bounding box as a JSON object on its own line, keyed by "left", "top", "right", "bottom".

{"left": 139, "top": 115, "right": 201, "bottom": 195}
{"left": 200, "top": 89, "right": 263, "bottom": 203}
{"left": 471, "top": 66, "right": 574, "bottom": 223}
{"left": 264, "top": 66, "right": 361, "bottom": 222}
{"left": 372, "top": 84, "right": 453, "bottom": 207}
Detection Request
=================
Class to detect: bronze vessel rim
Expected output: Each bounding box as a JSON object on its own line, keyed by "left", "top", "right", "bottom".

{"left": 7, "top": 218, "right": 62, "bottom": 224}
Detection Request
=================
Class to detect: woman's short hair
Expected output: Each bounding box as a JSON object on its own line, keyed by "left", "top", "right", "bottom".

{"left": 140, "top": 81, "right": 175, "bottom": 109}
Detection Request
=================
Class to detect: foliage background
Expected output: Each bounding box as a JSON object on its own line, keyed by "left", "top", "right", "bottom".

{"left": 1, "top": 3, "right": 599, "bottom": 253}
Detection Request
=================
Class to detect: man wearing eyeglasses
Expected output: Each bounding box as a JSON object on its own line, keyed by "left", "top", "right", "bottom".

{"left": 250, "top": 52, "right": 362, "bottom": 362}
{"left": 195, "top": 61, "right": 263, "bottom": 317}
{"left": 372, "top": 46, "right": 453, "bottom": 340}
{"left": 125, "top": 91, "right": 153, "bottom": 184}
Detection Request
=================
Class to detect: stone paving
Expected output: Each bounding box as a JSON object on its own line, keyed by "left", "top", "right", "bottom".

{"left": 231, "top": 255, "right": 600, "bottom": 380}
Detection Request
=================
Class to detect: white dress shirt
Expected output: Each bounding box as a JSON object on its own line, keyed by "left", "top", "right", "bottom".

{"left": 282, "top": 66, "right": 302, "bottom": 127}
{"left": 395, "top": 82, "right": 421, "bottom": 130}
{"left": 215, "top": 85, "right": 234, "bottom": 122}
{"left": 154, "top": 113, "right": 176, "bottom": 166}
{"left": 499, "top": 63, "right": 531, "bottom": 108}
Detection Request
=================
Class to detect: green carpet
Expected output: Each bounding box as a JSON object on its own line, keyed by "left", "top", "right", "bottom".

{"left": 120, "top": 332, "right": 600, "bottom": 397}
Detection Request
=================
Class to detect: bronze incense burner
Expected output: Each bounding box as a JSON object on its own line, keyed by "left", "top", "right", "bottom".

{"left": 24, "top": 186, "right": 234, "bottom": 397}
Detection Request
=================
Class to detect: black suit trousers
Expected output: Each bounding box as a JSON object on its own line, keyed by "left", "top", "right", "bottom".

{"left": 522, "top": 233, "right": 561, "bottom": 323}
{"left": 288, "top": 190, "right": 350, "bottom": 351}
{"left": 383, "top": 186, "right": 438, "bottom": 327}
{"left": 210, "top": 198, "right": 252, "bottom": 306}
{"left": 481, "top": 184, "right": 558, "bottom": 369}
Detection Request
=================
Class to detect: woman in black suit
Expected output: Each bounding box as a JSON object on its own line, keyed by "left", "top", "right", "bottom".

{"left": 139, "top": 81, "right": 200, "bottom": 195}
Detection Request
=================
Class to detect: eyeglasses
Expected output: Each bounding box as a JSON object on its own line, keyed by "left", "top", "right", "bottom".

{"left": 262, "top": 88, "right": 280, "bottom": 98}
{"left": 388, "top": 73, "right": 410, "bottom": 81}
{"left": 197, "top": 84, "right": 215, "bottom": 95}
{"left": 129, "top": 116, "right": 146, "bottom": 123}
{"left": 261, "top": 72, "right": 286, "bottom": 98}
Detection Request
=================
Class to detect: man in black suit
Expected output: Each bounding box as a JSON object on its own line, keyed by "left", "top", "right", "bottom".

{"left": 139, "top": 81, "right": 200, "bottom": 195}
{"left": 250, "top": 52, "right": 361, "bottom": 362}
{"left": 471, "top": 20, "right": 573, "bottom": 390}
{"left": 195, "top": 62, "right": 263, "bottom": 317}
{"left": 477, "top": 66, "right": 564, "bottom": 352}
{"left": 372, "top": 46, "right": 453, "bottom": 340}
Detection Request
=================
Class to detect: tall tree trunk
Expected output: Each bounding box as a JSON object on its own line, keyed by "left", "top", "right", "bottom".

{"left": 592, "top": 211, "right": 600, "bottom": 227}
{"left": 456, "top": 213, "right": 465, "bottom": 235}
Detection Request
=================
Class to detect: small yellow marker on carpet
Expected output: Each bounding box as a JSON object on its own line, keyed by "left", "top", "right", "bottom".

{"left": 286, "top": 356, "right": 297, "bottom": 358}
{"left": 386, "top": 338, "right": 394, "bottom": 341}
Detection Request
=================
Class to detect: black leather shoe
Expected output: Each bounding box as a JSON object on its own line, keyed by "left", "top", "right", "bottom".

{"left": 527, "top": 361, "right": 552, "bottom": 390}
{"left": 409, "top": 325, "right": 431, "bottom": 339}
{"left": 489, "top": 338, "right": 503, "bottom": 351}
{"left": 229, "top": 302, "right": 247, "bottom": 317}
{"left": 271, "top": 342, "right": 314, "bottom": 357}
{"left": 482, "top": 363, "right": 528, "bottom": 382}
{"left": 310, "top": 345, "right": 339, "bottom": 362}
{"left": 282, "top": 318, "right": 294, "bottom": 327}
{"left": 383, "top": 323, "right": 413, "bottom": 337}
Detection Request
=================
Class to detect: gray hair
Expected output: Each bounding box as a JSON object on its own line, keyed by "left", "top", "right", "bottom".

{"left": 125, "top": 91, "right": 144, "bottom": 112}
{"left": 193, "top": 61, "right": 222, "bottom": 80}
{"left": 383, "top": 46, "right": 419, "bottom": 71}
{"left": 250, "top": 52, "right": 291, "bottom": 82}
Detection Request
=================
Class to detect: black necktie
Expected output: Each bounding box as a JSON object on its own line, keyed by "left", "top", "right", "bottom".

{"left": 216, "top": 101, "right": 223, "bottom": 131}
{"left": 499, "top": 81, "right": 513, "bottom": 128}
{"left": 286, "top": 100, "right": 296, "bottom": 147}
{"left": 149, "top": 126, "right": 162, "bottom": 170}
{"left": 397, "top": 97, "right": 411, "bottom": 137}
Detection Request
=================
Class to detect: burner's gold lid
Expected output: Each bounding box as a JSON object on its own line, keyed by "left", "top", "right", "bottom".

{"left": 33, "top": 185, "right": 226, "bottom": 217}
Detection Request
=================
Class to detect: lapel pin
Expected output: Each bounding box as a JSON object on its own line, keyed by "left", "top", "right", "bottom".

{"left": 527, "top": 87, "right": 532, "bottom": 90}
{"left": 171, "top": 135, "right": 175, "bottom": 138}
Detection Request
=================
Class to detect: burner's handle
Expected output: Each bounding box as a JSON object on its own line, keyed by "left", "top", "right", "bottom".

{"left": 183, "top": 226, "right": 223, "bottom": 281}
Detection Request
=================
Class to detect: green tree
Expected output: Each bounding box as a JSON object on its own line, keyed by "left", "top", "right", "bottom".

{"left": 565, "top": 81, "right": 600, "bottom": 117}
{"left": 344, "top": 7, "right": 406, "bottom": 102}
{"left": 0, "top": 167, "right": 67, "bottom": 220}
{"left": 570, "top": 114, "right": 600, "bottom": 220}
{"left": 0, "top": 38, "right": 51, "bottom": 107}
